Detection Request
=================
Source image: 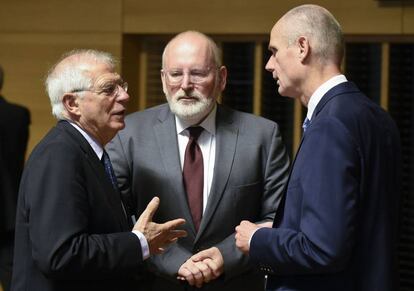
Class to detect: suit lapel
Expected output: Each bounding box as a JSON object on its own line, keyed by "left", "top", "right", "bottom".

{"left": 274, "top": 81, "right": 359, "bottom": 227}
{"left": 153, "top": 107, "right": 197, "bottom": 235}
{"left": 196, "top": 106, "right": 238, "bottom": 240}
{"left": 57, "top": 121, "right": 130, "bottom": 231}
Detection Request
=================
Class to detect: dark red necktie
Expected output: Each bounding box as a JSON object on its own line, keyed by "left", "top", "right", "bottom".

{"left": 183, "top": 126, "right": 204, "bottom": 232}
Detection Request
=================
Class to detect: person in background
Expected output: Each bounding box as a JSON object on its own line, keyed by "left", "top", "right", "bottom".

{"left": 235, "top": 4, "right": 401, "bottom": 291}
{"left": 0, "top": 65, "right": 30, "bottom": 291}
{"left": 107, "top": 31, "right": 290, "bottom": 290}
{"left": 10, "top": 49, "right": 187, "bottom": 291}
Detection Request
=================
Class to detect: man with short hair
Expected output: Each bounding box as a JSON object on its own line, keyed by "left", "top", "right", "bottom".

{"left": 235, "top": 5, "right": 401, "bottom": 291}
{"left": 107, "top": 31, "right": 290, "bottom": 290}
{"left": 11, "top": 49, "right": 187, "bottom": 291}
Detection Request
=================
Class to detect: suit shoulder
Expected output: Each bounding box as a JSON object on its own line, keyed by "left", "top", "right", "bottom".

{"left": 125, "top": 103, "right": 168, "bottom": 123}
{"left": 221, "top": 106, "right": 279, "bottom": 130}
{"left": 29, "top": 125, "right": 82, "bottom": 162}
{"left": 0, "top": 99, "right": 30, "bottom": 123}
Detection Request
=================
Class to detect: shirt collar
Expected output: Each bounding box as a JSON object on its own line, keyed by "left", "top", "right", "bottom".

{"left": 68, "top": 121, "right": 104, "bottom": 159}
{"left": 306, "top": 74, "right": 347, "bottom": 120}
{"left": 175, "top": 103, "right": 217, "bottom": 136}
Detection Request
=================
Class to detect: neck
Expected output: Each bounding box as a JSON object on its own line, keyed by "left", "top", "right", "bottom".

{"left": 300, "top": 64, "right": 342, "bottom": 107}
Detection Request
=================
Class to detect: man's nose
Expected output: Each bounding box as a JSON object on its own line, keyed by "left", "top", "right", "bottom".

{"left": 117, "top": 87, "right": 130, "bottom": 103}
{"left": 180, "top": 74, "right": 194, "bottom": 90}
{"left": 265, "top": 56, "right": 274, "bottom": 72}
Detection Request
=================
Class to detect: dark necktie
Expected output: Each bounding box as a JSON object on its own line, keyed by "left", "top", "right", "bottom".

{"left": 102, "top": 150, "right": 118, "bottom": 190}
{"left": 183, "top": 126, "right": 204, "bottom": 232}
{"left": 102, "top": 150, "right": 130, "bottom": 224}
{"left": 302, "top": 117, "right": 311, "bottom": 132}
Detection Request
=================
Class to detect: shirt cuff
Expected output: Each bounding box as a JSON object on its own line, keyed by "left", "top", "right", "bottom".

{"left": 248, "top": 228, "right": 261, "bottom": 247}
{"left": 132, "top": 230, "right": 150, "bottom": 260}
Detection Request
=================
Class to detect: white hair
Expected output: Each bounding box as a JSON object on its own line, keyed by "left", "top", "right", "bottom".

{"left": 45, "top": 49, "right": 116, "bottom": 120}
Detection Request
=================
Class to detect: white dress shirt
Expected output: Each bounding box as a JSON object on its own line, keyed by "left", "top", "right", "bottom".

{"left": 175, "top": 104, "right": 217, "bottom": 213}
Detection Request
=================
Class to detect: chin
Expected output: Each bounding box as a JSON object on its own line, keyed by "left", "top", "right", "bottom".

{"left": 170, "top": 101, "right": 212, "bottom": 122}
{"left": 111, "top": 122, "right": 125, "bottom": 131}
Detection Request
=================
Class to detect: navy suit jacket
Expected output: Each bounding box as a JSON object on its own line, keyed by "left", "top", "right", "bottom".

{"left": 11, "top": 121, "right": 145, "bottom": 291}
{"left": 250, "top": 82, "right": 401, "bottom": 291}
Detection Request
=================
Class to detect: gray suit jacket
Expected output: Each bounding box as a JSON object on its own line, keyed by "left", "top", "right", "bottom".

{"left": 107, "top": 103, "right": 290, "bottom": 290}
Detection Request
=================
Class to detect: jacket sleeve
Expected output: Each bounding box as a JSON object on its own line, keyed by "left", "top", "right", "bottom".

{"left": 23, "top": 141, "right": 143, "bottom": 279}
{"left": 250, "top": 116, "right": 360, "bottom": 275}
{"left": 217, "top": 123, "right": 290, "bottom": 281}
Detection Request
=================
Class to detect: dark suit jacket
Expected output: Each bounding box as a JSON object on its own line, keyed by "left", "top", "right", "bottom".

{"left": 0, "top": 95, "right": 30, "bottom": 235}
{"left": 107, "top": 103, "right": 290, "bottom": 291}
{"left": 11, "top": 121, "right": 145, "bottom": 291}
{"left": 250, "top": 82, "right": 401, "bottom": 291}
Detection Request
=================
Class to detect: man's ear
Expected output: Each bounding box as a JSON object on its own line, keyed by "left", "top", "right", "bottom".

{"left": 62, "top": 93, "right": 80, "bottom": 117}
{"left": 297, "top": 36, "right": 310, "bottom": 63}
{"left": 160, "top": 70, "right": 168, "bottom": 95}
{"left": 218, "top": 66, "right": 227, "bottom": 91}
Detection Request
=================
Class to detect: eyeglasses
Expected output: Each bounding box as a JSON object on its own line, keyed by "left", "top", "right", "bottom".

{"left": 162, "top": 67, "right": 216, "bottom": 85}
{"left": 72, "top": 81, "right": 128, "bottom": 97}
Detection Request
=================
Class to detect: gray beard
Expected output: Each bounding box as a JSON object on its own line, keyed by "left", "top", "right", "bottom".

{"left": 168, "top": 97, "right": 214, "bottom": 122}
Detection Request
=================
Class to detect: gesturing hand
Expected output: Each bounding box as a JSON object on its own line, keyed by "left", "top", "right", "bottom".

{"left": 133, "top": 197, "right": 187, "bottom": 255}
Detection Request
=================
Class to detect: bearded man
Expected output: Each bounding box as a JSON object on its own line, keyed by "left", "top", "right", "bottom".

{"left": 107, "top": 31, "right": 290, "bottom": 291}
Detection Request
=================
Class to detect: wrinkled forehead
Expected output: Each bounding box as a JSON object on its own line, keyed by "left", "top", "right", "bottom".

{"left": 164, "top": 39, "right": 214, "bottom": 69}
{"left": 74, "top": 61, "right": 119, "bottom": 86}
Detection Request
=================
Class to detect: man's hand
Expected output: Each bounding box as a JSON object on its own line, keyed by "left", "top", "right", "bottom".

{"left": 177, "top": 247, "right": 224, "bottom": 288}
{"left": 133, "top": 197, "right": 187, "bottom": 255}
{"left": 235, "top": 220, "right": 261, "bottom": 254}
{"left": 191, "top": 247, "right": 224, "bottom": 279}
{"left": 177, "top": 258, "right": 211, "bottom": 288}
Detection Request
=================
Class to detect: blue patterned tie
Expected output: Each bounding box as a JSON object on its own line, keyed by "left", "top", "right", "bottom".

{"left": 102, "top": 150, "right": 132, "bottom": 224}
{"left": 102, "top": 150, "right": 118, "bottom": 190}
{"left": 302, "top": 117, "right": 311, "bottom": 132}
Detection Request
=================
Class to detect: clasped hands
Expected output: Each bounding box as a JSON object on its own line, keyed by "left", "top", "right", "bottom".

{"left": 177, "top": 247, "right": 224, "bottom": 288}
{"left": 133, "top": 197, "right": 187, "bottom": 255}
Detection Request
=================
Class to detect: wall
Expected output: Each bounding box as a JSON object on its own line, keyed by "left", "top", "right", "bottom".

{"left": 0, "top": 0, "right": 413, "bottom": 154}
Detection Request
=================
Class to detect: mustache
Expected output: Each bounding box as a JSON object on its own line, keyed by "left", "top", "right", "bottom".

{"left": 173, "top": 90, "right": 203, "bottom": 100}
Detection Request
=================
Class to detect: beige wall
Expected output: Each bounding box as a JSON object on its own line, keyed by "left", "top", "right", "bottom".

{"left": 0, "top": 0, "right": 123, "bottom": 155}
{"left": 0, "top": 0, "right": 413, "bottom": 155}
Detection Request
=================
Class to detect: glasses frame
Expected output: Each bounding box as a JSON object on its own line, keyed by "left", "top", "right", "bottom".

{"left": 71, "top": 81, "right": 128, "bottom": 97}
{"left": 161, "top": 67, "right": 218, "bottom": 86}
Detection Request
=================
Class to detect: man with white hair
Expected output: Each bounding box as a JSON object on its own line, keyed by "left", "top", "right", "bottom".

{"left": 107, "top": 31, "right": 290, "bottom": 290}
{"left": 11, "top": 49, "right": 187, "bottom": 291}
{"left": 235, "top": 5, "right": 401, "bottom": 291}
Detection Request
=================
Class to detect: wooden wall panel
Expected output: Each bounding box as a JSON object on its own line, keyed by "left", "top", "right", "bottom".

{"left": 123, "top": 0, "right": 404, "bottom": 34}
{"left": 403, "top": 6, "right": 414, "bottom": 34}
{"left": 0, "top": 32, "right": 122, "bottom": 155}
{"left": 0, "top": 0, "right": 122, "bottom": 32}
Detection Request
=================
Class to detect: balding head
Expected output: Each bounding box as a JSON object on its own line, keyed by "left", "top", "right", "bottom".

{"left": 162, "top": 31, "right": 222, "bottom": 69}
{"left": 277, "top": 4, "right": 344, "bottom": 66}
